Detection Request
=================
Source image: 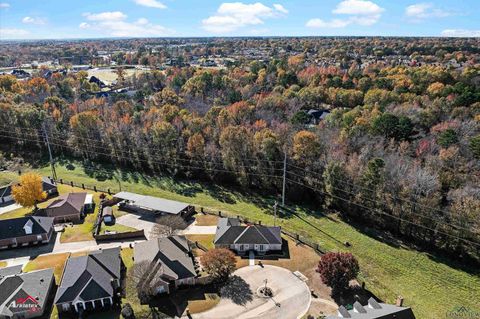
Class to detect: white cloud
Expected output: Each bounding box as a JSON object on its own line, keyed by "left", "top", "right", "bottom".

{"left": 133, "top": 0, "right": 166, "bottom": 9}
{"left": 0, "top": 2, "right": 9, "bottom": 8}
{"left": 273, "top": 4, "right": 288, "bottom": 14}
{"left": 136, "top": 18, "right": 149, "bottom": 25}
{"left": 0, "top": 28, "right": 29, "bottom": 39}
{"left": 79, "top": 11, "right": 172, "bottom": 37}
{"left": 202, "top": 2, "right": 288, "bottom": 33}
{"left": 306, "top": 18, "right": 350, "bottom": 28}
{"left": 22, "top": 16, "right": 47, "bottom": 25}
{"left": 441, "top": 29, "right": 480, "bottom": 37}
{"left": 406, "top": 3, "right": 450, "bottom": 20}
{"left": 307, "top": 0, "right": 383, "bottom": 29}
{"left": 333, "top": 0, "right": 383, "bottom": 15}
{"left": 84, "top": 11, "right": 127, "bottom": 21}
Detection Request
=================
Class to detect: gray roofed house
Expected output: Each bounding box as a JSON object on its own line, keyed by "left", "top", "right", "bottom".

{"left": 134, "top": 236, "right": 197, "bottom": 295}
{"left": 54, "top": 247, "right": 124, "bottom": 314}
{"left": 0, "top": 216, "right": 54, "bottom": 249}
{"left": 114, "top": 191, "right": 194, "bottom": 218}
{"left": 327, "top": 298, "right": 416, "bottom": 319}
{"left": 214, "top": 218, "right": 282, "bottom": 255}
{"left": 0, "top": 267, "right": 55, "bottom": 319}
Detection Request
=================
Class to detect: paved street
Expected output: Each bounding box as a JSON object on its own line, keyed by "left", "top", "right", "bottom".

{"left": 0, "top": 202, "right": 22, "bottom": 215}
{"left": 190, "top": 265, "right": 311, "bottom": 319}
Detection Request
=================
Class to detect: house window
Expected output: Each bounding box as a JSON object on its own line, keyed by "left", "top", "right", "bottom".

{"left": 244, "top": 244, "right": 249, "bottom": 250}
{"left": 259, "top": 245, "right": 265, "bottom": 251}
{"left": 239, "top": 244, "right": 244, "bottom": 251}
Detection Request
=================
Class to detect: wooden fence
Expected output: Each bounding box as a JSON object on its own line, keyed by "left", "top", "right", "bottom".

{"left": 54, "top": 178, "right": 327, "bottom": 254}
{"left": 94, "top": 230, "right": 145, "bottom": 242}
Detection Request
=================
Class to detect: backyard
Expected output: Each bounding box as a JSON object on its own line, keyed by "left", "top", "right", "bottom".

{"left": 1, "top": 162, "right": 479, "bottom": 318}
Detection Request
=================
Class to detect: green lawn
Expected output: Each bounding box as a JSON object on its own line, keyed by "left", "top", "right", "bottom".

{"left": 8, "top": 161, "right": 479, "bottom": 319}
{"left": 101, "top": 223, "right": 138, "bottom": 234}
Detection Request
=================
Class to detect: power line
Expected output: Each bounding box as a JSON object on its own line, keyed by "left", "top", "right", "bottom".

{"left": 284, "top": 177, "right": 480, "bottom": 248}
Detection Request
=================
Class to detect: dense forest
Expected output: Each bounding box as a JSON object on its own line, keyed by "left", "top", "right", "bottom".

{"left": 1, "top": 38, "right": 479, "bottom": 263}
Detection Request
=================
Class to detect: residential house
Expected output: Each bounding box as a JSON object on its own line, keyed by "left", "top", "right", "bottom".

{"left": 134, "top": 236, "right": 197, "bottom": 295}
{"left": 114, "top": 191, "right": 194, "bottom": 219}
{"left": 307, "top": 109, "right": 331, "bottom": 125}
{"left": 0, "top": 216, "right": 54, "bottom": 249}
{"left": 0, "top": 267, "right": 55, "bottom": 319}
{"left": 0, "top": 177, "right": 58, "bottom": 205}
{"left": 327, "top": 298, "right": 416, "bottom": 319}
{"left": 214, "top": 218, "right": 282, "bottom": 255}
{"left": 54, "top": 247, "right": 124, "bottom": 314}
{"left": 43, "top": 192, "right": 93, "bottom": 223}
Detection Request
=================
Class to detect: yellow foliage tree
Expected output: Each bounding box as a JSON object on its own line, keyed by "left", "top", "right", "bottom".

{"left": 12, "top": 173, "right": 47, "bottom": 210}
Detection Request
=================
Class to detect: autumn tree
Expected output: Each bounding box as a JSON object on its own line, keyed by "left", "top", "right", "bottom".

{"left": 316, "top": 252, "right": 359, "bottom": 295}
{"left": 293, "top": 130, "right": 321, "bottom": 164}
{"left": 200, "top": 248, "right": 236, "bottom": 282}
{"left": 12, "top": 173, "right": 47, "bottom": 210}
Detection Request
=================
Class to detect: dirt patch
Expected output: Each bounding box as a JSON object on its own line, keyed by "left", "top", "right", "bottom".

{"left": 195, "top": 214, "right": 219, "bottom": 226}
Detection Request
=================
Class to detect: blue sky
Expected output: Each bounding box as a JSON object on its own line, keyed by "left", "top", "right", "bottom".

{"left": 0, "top": 0, "right": 479, "bottom": 39}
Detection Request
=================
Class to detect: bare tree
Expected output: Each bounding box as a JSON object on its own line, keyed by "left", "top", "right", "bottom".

{"left": 150, "top": 214, "right": 188, "bottom": 238}
{"left": 130, "top": 261, "right": 165, "bottom": 303}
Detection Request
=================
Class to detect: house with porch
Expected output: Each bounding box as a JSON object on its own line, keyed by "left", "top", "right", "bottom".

{"left": 134, "top": 236, "right": 197, "bottom": 296}
{"left": 0, "top": 177, "right": 58, "bottom": 205}
{"left": 327, "top": 298, "right": 416, "bottom": 319}
{"left": 54, "top": 247, "right": 124, "bottom": 314}
{"left": 214, "top": 218, "right": 282, "bottom": 255}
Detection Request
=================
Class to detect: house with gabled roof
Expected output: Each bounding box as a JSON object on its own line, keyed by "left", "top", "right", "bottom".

{"left": 134, "top": 235, "right": 198, "bottom": 296}
{"left": 0, "top": 266, "right": 55, "bottom": 319}
{"left": 43, "top": 192, "right": 93, "bottom": 223}
{"left": 214, "top": 218, "right": 282, "bottom": 255}
{"left": 54, "top": 247, "right": 124, "bottom": 314}
{"left": 0, "top": 216, "right": 54, "bottom": 249}
{"left": 327, "top": 298, "right": 416, "bottom": 319}
{"left": 0, "top": 177, "right": 58, "bottom": 205}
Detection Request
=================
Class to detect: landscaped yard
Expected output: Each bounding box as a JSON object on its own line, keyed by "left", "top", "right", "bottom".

{"left": 5, "top": 161, "right": 478, "bottom": 319}
{"left": 23, "top": 252, "right": 70, "bottom": 283}
{"left": 101, "top": 222, "right": 138, "bottom": 234}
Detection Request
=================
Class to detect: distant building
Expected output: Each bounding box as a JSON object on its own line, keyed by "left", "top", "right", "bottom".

{"left": 307, "top": 109, "right": 331, "bottom": 125}
{"left": 54, "top": 247, "right": 124, "bottom": 314}
{"left": 0, "top": 267, "right": 55, "bottom": 319}
{"left": 327, "top": 298, "right": 416, "bottom": 319}
{"left": 214, "top": 218, "right": 282, "bottom": 255}
{"left": 0, "top": 216, "right": 54, "bottom": 249}
{"left": 43, "top": 192, "right": 93, "bottom": 223}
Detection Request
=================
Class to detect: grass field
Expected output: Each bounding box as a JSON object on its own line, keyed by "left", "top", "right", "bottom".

{"left": 4, "top": 162, "right": 479, "bottom": 318}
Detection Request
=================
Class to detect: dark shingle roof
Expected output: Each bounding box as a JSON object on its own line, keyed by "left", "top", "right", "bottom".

{"left": 134, "top": 236, "right": 196, "bottom": 281}
{"left": 46, "top": 192, "right": 87, "bottom": 213}
{"left": 55, "top": 247, "right": 122, "bottom": 304}
{"left": 0, "top": 268, "right": 55, "bottom": 317}
{"left": 214, "top": 218, "right": 282, "bottom": 246}
{"left": 0, "top": 216, "right": 54, "bottom": 241}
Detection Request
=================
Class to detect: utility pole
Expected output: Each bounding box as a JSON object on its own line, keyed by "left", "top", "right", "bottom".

{"left": 42, "top": 123, "right": 57, "bottom": 181}
{"left": 282, "top": 151, "right": 287, "bottom": 206}
{"left": 273, "top": 201, "right": 277, "bottom": 226}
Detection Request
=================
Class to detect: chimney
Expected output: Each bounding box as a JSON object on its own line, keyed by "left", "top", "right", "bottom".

{"left": 396, "top": 296, "right": 404, "bottom": 307}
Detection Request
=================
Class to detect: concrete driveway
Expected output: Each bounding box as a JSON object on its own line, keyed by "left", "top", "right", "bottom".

{"left": 179, "top": 220, "right": 217, "bottom": 235}
{"left": 191, "top": 265, "right": 311, "bottom": 319}
{"left": 116, "top": 213, "right": 157, "bottom": 239}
